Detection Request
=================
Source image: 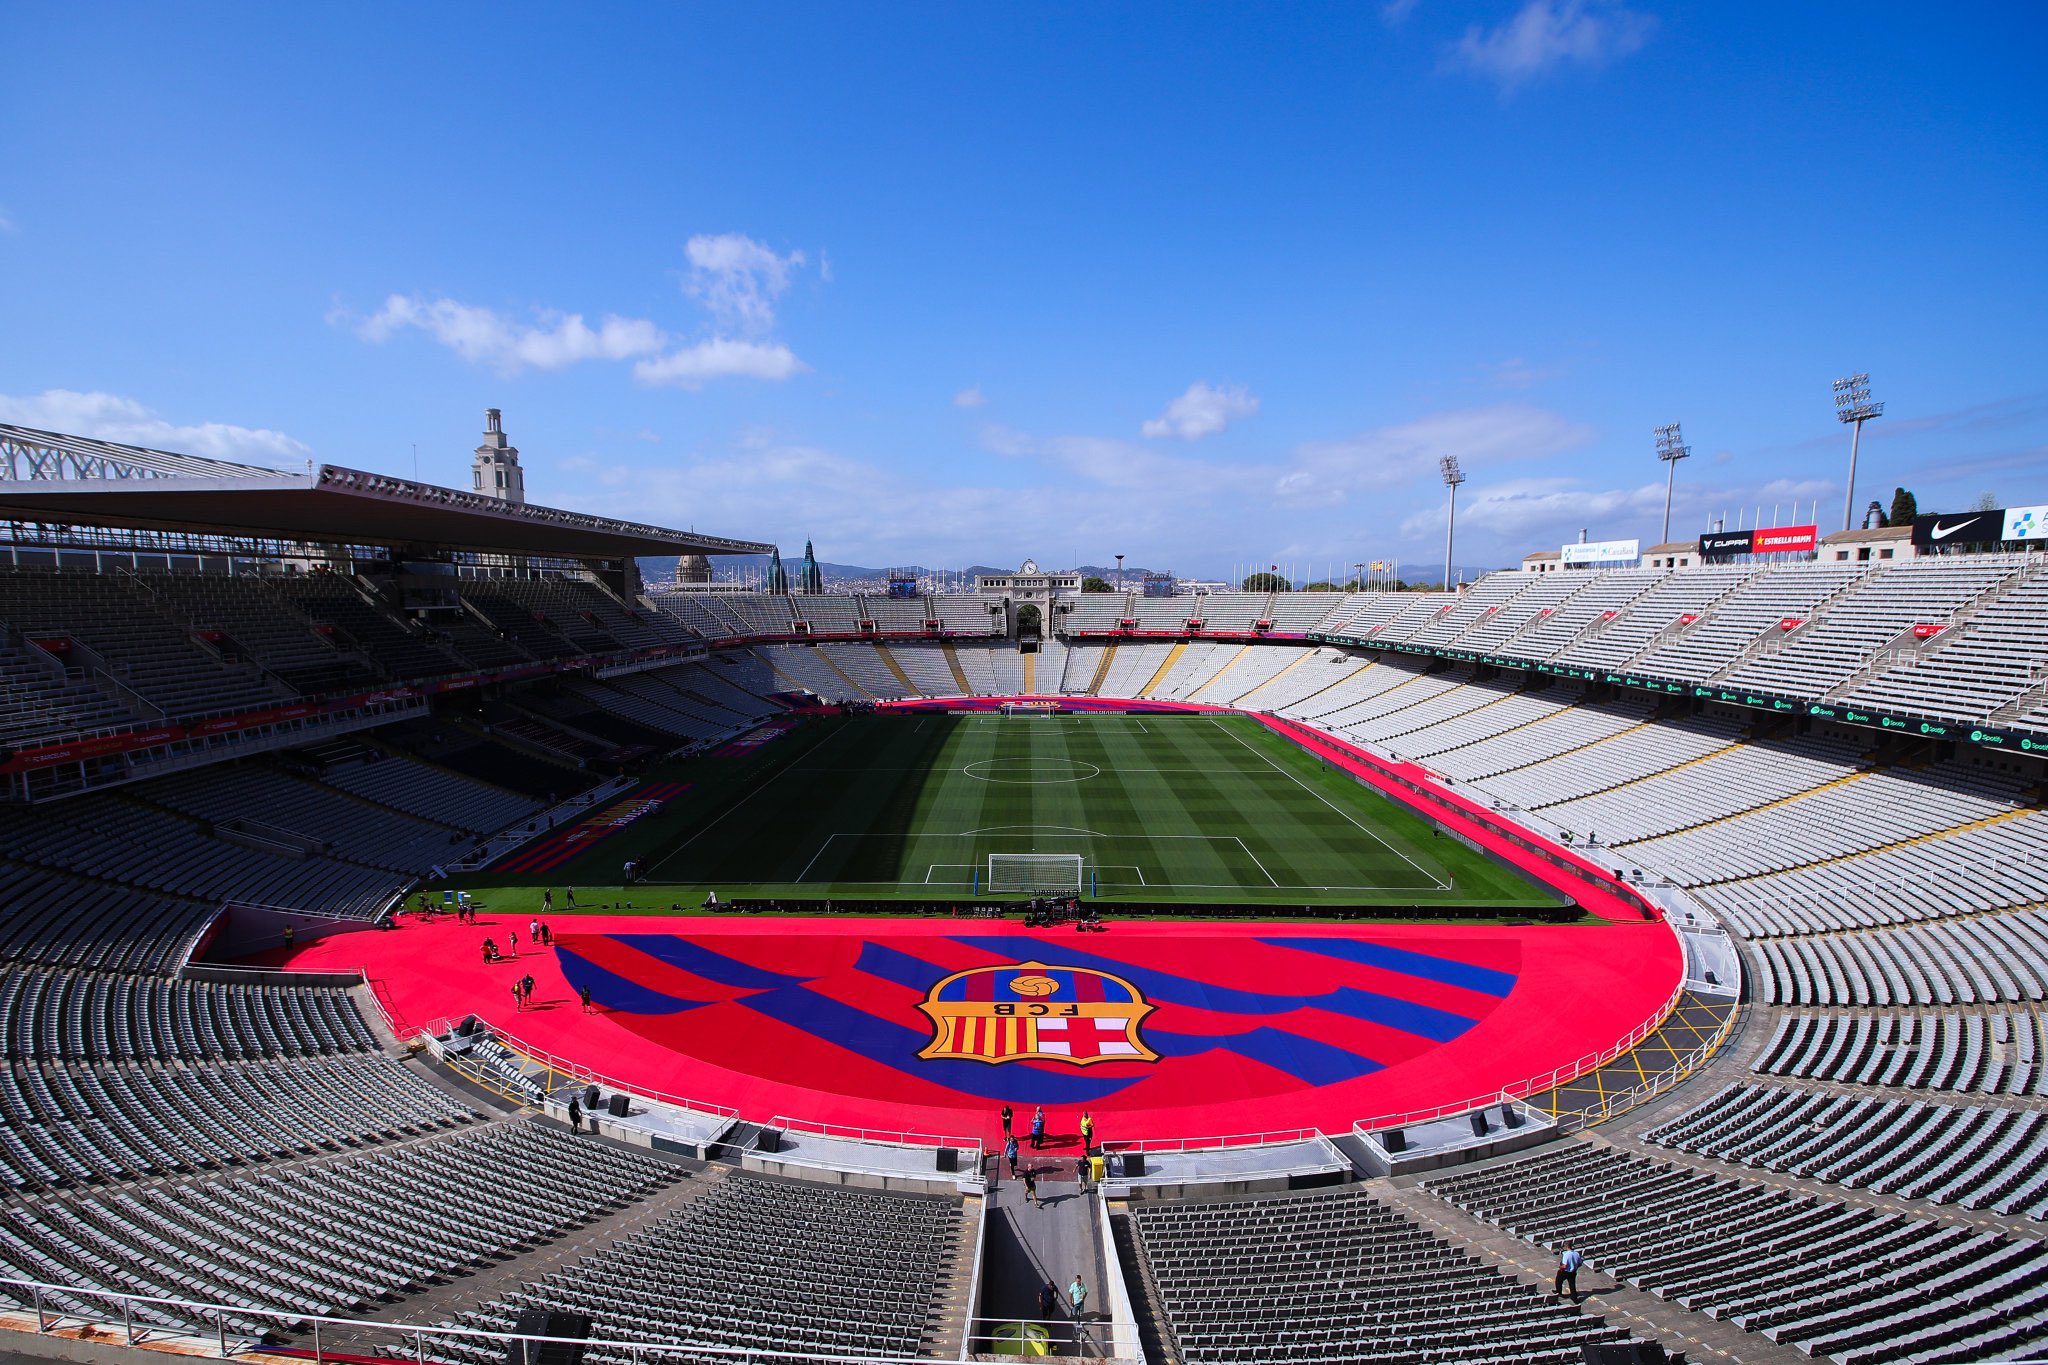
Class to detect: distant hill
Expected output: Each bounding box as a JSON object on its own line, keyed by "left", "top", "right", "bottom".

{"left": 636, "top": 555, "right": 1493, "bottom": 590}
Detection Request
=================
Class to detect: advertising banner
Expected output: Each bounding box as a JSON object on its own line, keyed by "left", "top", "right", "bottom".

{"left": 1752, "top": 523, "right": 1818, "bottom": 554}
{"left": 1561, "top": 538, "right": 1640, "bottom": 566}
{"left": 1913, "top": 510, "right": 2006, "bottom": 548}
{"left": 2002, "top": 504, "right": 2048, "bottom": 541}
{"left": 1699, "top": 529, "right": 1753, "bottom": 559}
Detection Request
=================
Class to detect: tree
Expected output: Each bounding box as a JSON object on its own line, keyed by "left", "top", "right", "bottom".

{"left": 1888, "top": 488, "right": 1917, "bottom": 527}
{"left": 1081, "top": 576, "right": 1113, "bottom": 593}
{"left": 1974, "top": 492, "right": 2000, "bottom": 512}
{"left": 1241, "top": 572, "right": 1290, "bottom": 592}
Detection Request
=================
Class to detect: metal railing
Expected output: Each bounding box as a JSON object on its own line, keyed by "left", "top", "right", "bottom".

{"left": 416, "top": 1015, "right": 739, "bottom": 1122}
{"left": 0, "top": 1274, "right": 946, "bottom": 1365}
{"left": 1352, "top": 969, "right": 1689, "bottom": 1136}
{"left": 1555, "top": 996, "right": 1740, "bottom": 1130}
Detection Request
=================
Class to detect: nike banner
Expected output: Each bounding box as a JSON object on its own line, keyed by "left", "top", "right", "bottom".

{"left": 1913, "top": 511, "right": 2006, "bottom": 548}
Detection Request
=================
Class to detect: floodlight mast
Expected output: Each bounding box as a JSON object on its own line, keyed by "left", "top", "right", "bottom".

{"left": 1115, "top": 553, "right": 1124, "bottom": 594}
{"left": 1834, "top": 372, "right": 1884, "bottom": 532}
{"left": 1654, "top": 422, "right": 1691, "bottom": 544}
{"left": 1439, "top": 455, "right": 1465, "bottom": 590}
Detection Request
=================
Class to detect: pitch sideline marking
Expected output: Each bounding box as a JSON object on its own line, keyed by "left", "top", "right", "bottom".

{"left": 645, "top": 719, "right": 860, "bottom": 879}
{"left": 1208, "top": 715, "right": 1450, "bottom": 891}
{"left": 1232, "top": 834, "right": 1281, "bottom": 888}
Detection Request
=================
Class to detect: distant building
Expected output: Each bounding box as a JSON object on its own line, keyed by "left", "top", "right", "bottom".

{"left": 973, "top": 559, "right": 1083, "bottom": 600}
{"left": 1521, "top": 550, "right": 1563, "bottom": 575}
{"left": 470, "top": 408, "right": 525, "bottom": 506}
{"left": 1821, "top": 524, "right": 1916, "bottom": 563}
{"left": 1643, "top": 541, "right": 1698, "bottom": 570}
{"left": 675, "top": 554, "right": 712, "bottom": 585}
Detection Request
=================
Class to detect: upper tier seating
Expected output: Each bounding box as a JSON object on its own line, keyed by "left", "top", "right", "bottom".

{"left": 1720, "top": 557, "right": 2022, "bottom": 696}
{"left": 0, "top": 571, "right": 288, "bottom": 717}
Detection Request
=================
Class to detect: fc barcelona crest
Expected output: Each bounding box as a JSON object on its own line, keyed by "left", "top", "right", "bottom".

{"left": 916, "top": 961, "right": 1159, "bottom": 1066}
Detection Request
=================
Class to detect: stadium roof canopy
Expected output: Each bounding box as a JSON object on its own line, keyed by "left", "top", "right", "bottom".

{"left": 0, "top": 425, "right": 770, "bottom": 559}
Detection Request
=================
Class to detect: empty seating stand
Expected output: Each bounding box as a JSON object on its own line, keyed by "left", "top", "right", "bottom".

{"left": 1647, "top": 1081, "right": 2048, "bottom": 1220}
{"left": 0, "top": 1121, "right": 679, "bottom": 1340}
{"left": 1128, "top": 1184, "right": 1639, "bottom": 1364}
{"left": 404, "top": 1170, "right": 963, "bottom": 1364}
{"left": 1425, "top": 1141, "right": 2048, "bottom": 1365}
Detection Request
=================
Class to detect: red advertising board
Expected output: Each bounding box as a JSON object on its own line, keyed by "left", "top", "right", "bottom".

{"left": 1752, "top": 523, "right": 1818, "bottom": 554}
{"left": 1912, "top": 623, "right": 1945, "bottom": 639}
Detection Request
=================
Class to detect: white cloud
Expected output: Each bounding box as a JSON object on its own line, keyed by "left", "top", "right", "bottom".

{"left": 1284, "top": 404, "right": 1594, "bottom": 506}
{"left": 633, "top": 339, "right": 806, "bottom": 389}
{"left": 0, "top": 389, "right": 313, "bottom": 467}
{"left": 1449, "top": 0, "right": 1652, "bottom": 90}
{"left": 953, "top": 386, "right": 986, "bottom": 409}
{"left": 0, "top": 208, "right": 14, "bottom": 232}
{"left": 1141, "top": 381, "right": 1260, "bottom": 440}
{"left": 683, "top": 233, "right": 804, "bottom": 338}
{"left": 354, "top": 294, "right": 665, "bottom": 375}
{"left": 1380, "top": 0, "right": 1420, "bottom": 24}
{"left": 344, "top": 234, "right": 816, "bottom": 389}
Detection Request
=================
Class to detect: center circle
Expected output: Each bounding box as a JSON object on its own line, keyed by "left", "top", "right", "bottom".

{"left": 961, "top": 758, "right": 1102, "bottom": 784}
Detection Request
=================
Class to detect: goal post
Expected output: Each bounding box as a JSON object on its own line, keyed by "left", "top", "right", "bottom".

{"left": 986, "top": 853, "right": 1085, "bottom": 896}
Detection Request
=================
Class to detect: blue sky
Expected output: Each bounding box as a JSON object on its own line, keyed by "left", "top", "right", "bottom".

{"left": 2, "top": 2, "right": 2044, "bottom": 578}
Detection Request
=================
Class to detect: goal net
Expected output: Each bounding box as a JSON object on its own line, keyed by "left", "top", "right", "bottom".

{"left": 987, "top": 853, "right": 1085, "bottom": 896}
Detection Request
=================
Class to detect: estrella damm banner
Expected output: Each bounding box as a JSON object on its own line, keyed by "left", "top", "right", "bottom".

{"left": 917, "top": 960, "right": 1158, "bottom": 1066}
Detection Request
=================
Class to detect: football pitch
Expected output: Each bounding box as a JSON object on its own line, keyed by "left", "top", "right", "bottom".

{"left": 476, "top": 713, "right": 1555, "bottom": 910}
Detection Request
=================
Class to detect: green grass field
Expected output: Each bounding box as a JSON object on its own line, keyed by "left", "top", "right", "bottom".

{"left": 446, "top": 713, "right": 1557, "bottom": 912}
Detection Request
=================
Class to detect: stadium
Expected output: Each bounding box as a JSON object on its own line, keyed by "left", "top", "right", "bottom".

{"left": 1, "top": 407, "right": 2046, "bottom": 1365}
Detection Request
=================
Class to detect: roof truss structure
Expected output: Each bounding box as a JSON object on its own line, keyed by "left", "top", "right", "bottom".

{"left": 0, "top": 424, "right": 770, "bottom": 560}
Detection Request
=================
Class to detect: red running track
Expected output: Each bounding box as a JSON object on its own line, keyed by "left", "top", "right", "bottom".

{"left": 290, "top": 912, "right": 1681, "bottom": 1144}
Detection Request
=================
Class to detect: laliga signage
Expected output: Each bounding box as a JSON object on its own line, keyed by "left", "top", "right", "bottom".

{"left": 1561, "top": 538, "right": 1640, "bottom": 566}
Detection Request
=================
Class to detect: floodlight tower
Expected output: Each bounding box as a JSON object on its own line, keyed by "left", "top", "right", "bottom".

{"left": 1115, "top": 553, "right": 1125, "bottom": 594}
{"left": 1833, "top": 372, "right": 1884, "bottom": 532}
{"left": 1439, "top": 455, "right": 1466, "bottom": 589}
{"left": 1654, "top": 422, "right": 1691, "bottom": 544}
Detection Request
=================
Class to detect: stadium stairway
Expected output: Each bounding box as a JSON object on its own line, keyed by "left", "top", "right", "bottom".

{"left": 1137, "top": 641, "right": 1187, "bottom": 698}
{"left": 1227, "top": 644, "right": 1315, "bottom": 706}
{"left": 1085, "top": 643, "right": 1118, "bottom": 696}
{"left": 1378, "top": 1176, "right": 1809, "bottom": 1365}
{"left": 1611, "top": 768, "right": 1874, "bottom": 847}
{"left": 942, "top": 643, "right": 973, "bottom": 694}
{"left": 1689, "top": 803, "right": 2040, "bottom": 890}
{"left": 1537, "top": 719, "right": 1742, "bottom": 804}
{"left": 1186, "top": 643, "right": 1251, "bottom": 697}
{"left": 1022, "top": 650, "right": 1035, "bottom": 695}
{"left": 814, "top": 648, "right": 877, "bottom": 700}
{"left": 874, "top": 644, "right": 920, "bottom": 695}
{"left": 313, "top": 1125, "right": 713, "bottom": 1355}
